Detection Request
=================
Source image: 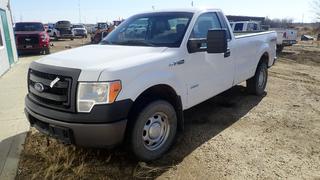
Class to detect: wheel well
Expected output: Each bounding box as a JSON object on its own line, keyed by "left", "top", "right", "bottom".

{"left": 259, "top": 52, "right": 269, "bottom": 66}
{"left": 127, "top": 84, "right": 184, "bottom": 131}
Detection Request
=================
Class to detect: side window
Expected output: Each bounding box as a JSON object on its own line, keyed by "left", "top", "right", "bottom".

{"left": 190, "top": 13, "right": 222, "bottom": 39}
{"left": 234, "top": 23, "right": 244, "bottom": 31}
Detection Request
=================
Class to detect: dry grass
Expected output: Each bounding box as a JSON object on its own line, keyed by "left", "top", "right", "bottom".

{"left": 17, "top": 129, "right": 174, "bottom": 180}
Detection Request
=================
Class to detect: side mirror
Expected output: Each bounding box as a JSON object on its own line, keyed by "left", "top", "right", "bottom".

{"left": 207, "top": 29, "right": 228, "bottom": 54}
{"left": 187, "top": 38, "right": 207, "bottom": 53}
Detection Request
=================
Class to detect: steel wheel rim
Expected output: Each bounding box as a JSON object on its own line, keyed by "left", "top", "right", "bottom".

{"left": 142, "top": 112, "right": 170, "bottom": 151}
{"left": 258, "top": 68, "right": 266, "bottom": 88}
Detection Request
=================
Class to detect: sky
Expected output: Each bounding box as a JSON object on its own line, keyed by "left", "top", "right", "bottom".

{"left": 10, "top": 0, "right": 316, "bottom": 24}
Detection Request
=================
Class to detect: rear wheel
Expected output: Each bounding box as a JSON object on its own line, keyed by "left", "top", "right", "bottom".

{"left": 130, "top": 100, "right": 177, "bottom": 161}
{"left": 246, "top": 62, "right": 268, "bottom": 96}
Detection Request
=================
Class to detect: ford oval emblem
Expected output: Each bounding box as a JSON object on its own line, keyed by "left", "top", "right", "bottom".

{"left": 34, "top": 82, "right": 45, "bottom": 93}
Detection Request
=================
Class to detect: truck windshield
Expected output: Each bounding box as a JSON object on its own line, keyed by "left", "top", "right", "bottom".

{"left": 15, "top": 23, "right": 44, "bottom": 31}
{"left": 73, "top": 25, "right": 84, "bottom": 28}
{"left": 56, "top": 21, "right": 72, "bottom": 29}
{"left": 101, "top": 12, "right": 193, "bottom": 47}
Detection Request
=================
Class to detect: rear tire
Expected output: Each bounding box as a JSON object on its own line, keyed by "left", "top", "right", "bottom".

{"left": 130, "top": 100, "right": 177, "bottom": 161}
{"left": 246, "top": 62, "right": 268, "bottom": 96}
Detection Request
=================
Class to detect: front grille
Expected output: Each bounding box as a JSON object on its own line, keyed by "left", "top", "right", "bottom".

{"left": 59, "top": 29, "right": 72, "bottom": 35}
{"left": 75, "top": 29, "right": 85, "bottom": 34}
{"left": 28, "top": 62, "right": 81, "bottom": 112}
{"left": 28, "top": 69, "right": 72, "bottom": 110}
{"left": 18, "top": 35, "right": 39, "bottom": 45}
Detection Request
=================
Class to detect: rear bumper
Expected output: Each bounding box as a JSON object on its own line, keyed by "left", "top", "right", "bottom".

{"left": 283, "top": 40, "right": 297, "bottom": 46}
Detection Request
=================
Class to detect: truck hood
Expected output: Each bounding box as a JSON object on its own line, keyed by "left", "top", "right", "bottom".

{"left": 36, "top": 45, "right": 168, "bottom": 70}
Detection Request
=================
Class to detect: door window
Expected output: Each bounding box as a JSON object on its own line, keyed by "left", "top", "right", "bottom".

{"left": 190, "top": 13, "right": 222, "bottom": 39}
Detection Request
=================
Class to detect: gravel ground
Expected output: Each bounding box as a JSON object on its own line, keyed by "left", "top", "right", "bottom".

{"left": 16, "top": 41, "right": 320, "bottom": 179}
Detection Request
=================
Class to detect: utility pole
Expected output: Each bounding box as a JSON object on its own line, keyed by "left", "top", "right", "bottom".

{"left": 191, "top": 1, "right": 194, "bottom": 7}
{"left": 78, "top": 0, "right": 82, "bottom": 23}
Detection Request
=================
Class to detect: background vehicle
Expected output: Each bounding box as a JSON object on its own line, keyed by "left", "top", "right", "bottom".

{"left": 230, "top": 21, "right": 262, "bottom": 32}
{"left": 25, "top": 9, "right": 276, "bottom": 161}
{"left": 14, "top": 22, "right": 50, "bottom": 54}
{"left": 72, "top": 24, "right": 88, "bottom": 38}
{"left": 230, "top": 21, "right": 297, "bottom": 52}
{"left": 271, "top": 28, "right": 298, "bottom": 52}
{"left": 49, "top": 21, "right": 74, "bottom": 40}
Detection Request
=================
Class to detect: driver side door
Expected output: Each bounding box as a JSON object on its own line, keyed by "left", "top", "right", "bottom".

{"left": 184, "top": 12, "right": 235, "bottom": 107}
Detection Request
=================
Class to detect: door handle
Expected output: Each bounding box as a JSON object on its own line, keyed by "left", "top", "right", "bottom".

{"left": 224, "top": 48, "right": 231, "bottom": 58}
{"left": 169, "top": 60, "right": 185, "bottom": 67}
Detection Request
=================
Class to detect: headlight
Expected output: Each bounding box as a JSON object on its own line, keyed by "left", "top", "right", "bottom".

{"left": 77, "top": 81, "right": 122, "bottom": 113}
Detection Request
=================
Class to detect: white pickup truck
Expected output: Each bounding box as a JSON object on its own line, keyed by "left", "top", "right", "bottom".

{"left": 25, "top": 8, "right": 277, "bottom": 161}
{"left": 229, "top": 21, "right": 297, "bottom": 52}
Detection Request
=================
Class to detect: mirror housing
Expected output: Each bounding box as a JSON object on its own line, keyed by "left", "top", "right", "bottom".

{"left": 187, "top": 29, "right": 228, "bottom": 54}
{"left": 187, "top": 38, "right": 207, "bottom": 53}
{"left": 207, "top": 29, "right": 228, "bottom": 54}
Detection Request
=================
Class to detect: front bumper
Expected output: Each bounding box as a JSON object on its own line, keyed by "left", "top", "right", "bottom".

{"left": 17, "top": 43, "right": 49, "bottom": 51}
{"left": 25, "top": 96, "right": 133, "bottom": 148}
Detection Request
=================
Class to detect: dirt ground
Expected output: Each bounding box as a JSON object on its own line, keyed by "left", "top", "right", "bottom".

{"left": 16, "top": 40, "right": 320, "bottom": 179}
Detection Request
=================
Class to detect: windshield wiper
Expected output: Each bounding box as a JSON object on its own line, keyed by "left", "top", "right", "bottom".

{"left": 114, "top": 40, "right": 155, "bottom": 47}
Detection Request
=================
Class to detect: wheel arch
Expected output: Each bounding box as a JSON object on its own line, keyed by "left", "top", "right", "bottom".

{"left": 127, "top": 84, "right": 184, "bottom": 132}
{"left": 255, "top": 51, "right": 270, "bottom": 70}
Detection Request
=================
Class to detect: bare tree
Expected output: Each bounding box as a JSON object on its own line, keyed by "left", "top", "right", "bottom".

{"left": 312, "top": 0, "right": 320, "bottom": 21}
{"left": 264, "top": 18, "right": 294, "bottom": 28}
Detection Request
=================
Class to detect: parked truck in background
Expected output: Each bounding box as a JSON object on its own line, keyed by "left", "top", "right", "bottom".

{"left": 271, "top": 28, "right": 298, "bottom": 52}
{"left": 48, "top": 21, "right": 74, "bottom": 40}
{"left": 72, "top": 24, "right": 88, "bottom": 38}
{"left": 14, "top": 22, "right": 50, "bottom": 55}
{"left": 25, "top": 8, "right": 277, "bottom": 161}
{"left": 229, "top": 21, "right": 297, "bottom": 53}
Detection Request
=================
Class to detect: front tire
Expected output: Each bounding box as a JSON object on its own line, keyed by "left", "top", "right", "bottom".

{"left": 246, "top": 62, "right": 268, "bottom": 96}
{"left": 43, "top": 47, "right": 50, "bottom": 55}
{"left": 130, "top": 100, "right": 177, "bottom": 161}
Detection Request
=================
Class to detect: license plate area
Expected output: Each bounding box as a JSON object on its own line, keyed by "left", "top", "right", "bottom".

{"left": 25, "top": 45, "right": 33, "bottom": 49}
{"left": 48, "top": 125, "right": 73, "bottom": 144}
{"left": 32, "top": 119, "right": 74, "bottom": 144}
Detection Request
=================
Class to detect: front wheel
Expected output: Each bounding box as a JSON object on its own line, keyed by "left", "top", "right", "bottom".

{"left": 43, "top": 47, "right": 50, "bottom": 55}
{"left": 130, "top": 100, "right": 177, "bottom": 161}
{"left": 246, "top": 62, "right": 268, "bottom": 96}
